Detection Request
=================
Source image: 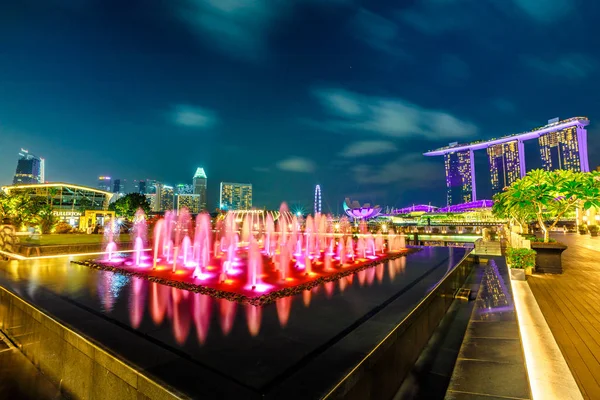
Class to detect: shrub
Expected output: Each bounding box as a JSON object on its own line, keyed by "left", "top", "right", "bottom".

{"left": 464, "top": 226, "right": 473, "bottom": 232}
{"left": 448, "top": 226, "right": 456, "bottom": 231}
{"left": 506, "top": 248, "right": 537, "bottom": 269}
{"left": 589, "top": 225, "right": 599, "bottom": 234}
{"left": 55, "top": 222, "right": 73, "bottom": 234}
{"left": 579, "top": 225, "right": 588, "bottom": 234}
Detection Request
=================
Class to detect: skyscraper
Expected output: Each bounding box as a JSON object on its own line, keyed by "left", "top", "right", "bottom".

{"left": 444, "top": 150, "right": 475, "bottom": 205}
{"left": 425, "top": 117, "right": 590, "bottom": 204}
{"left": 13, "top": 149, "right": 44, "bottom": 184}
{"left": 159, "top": 185, "right": 174, "bottom": 211}
{"left": 97, "top": 176, "right": 112, "bottom": 192}
{"left": 220, "top": 182, "right": 252, "bottom": 210}
{"left": 487, "top": 140, "right": 523, "bottom": 194}
{"left": 193, "top": 168, "right": 207, "bottom": 210}
{"left": 112, "top": 179, "right": 127, "bottom": 194}
{"left": 176, "top": 194, "right": 202, "bottom": 214}
{"left": 539, "top": 126, "right": 588, "bottom": 172}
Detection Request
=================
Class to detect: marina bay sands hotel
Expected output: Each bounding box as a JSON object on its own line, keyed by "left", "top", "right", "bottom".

{"left": 424, "top": 116, "right": 590, "bottom": 205}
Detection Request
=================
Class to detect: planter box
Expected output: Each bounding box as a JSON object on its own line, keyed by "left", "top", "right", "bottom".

{"left": 531, "top": 242, "right": 568, "bottom": 274}
{"left": 510, "top": 268, "right": 526, "bottom": 281}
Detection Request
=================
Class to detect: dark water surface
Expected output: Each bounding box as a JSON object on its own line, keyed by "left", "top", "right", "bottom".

{"left": 0, "top": 247, "right": 466, "bottom": 398}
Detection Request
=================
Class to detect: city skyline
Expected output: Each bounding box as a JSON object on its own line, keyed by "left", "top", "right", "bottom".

{"left": 1, "top": 1, "right": 600, "bottom": 209}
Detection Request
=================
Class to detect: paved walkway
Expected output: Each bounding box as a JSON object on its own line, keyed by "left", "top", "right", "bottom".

{"left": 528, "top": 233, "right": 600, "bottom": 400}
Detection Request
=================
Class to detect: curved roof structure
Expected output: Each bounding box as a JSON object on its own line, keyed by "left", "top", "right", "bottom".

{"left": 343, "top": 198, "right": 382, "bottom": 219}
{"left": 424, "top": 116, "right": 589, "bottom": 156}
{"left": 2, "top": 182, "right": 112, "bottom": 197}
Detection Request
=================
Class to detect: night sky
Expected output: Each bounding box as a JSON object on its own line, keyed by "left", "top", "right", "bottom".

{"left": 1, "top": 0, "right": 599, "bottom": 211}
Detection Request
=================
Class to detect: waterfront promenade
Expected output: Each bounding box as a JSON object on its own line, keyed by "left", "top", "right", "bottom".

{"left": 528, "top": 233, "right": 600, "bottom": 400}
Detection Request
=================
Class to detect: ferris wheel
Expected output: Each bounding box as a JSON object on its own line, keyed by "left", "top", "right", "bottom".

{"left": 314, "top": 185, "right": 322, "bottom": 215}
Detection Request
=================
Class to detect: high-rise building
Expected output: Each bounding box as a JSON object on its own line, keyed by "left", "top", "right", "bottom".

{"left": 13, "top": 149, "right": 44, "bottom": 184}
{"left": 444, "top": 150, "right": 475, "bottom": 206}
{"left": 487, "top": 140, "right": 524, "bottom": 194}
{"left": 176, "top": 194, "right": 202, "bottom": 214}
{"left": 97, "top": 176, "right": 112, "bottom": 192}
{"left": 112, "top": 179, "right": 127, "bottom": 194}
{"left": 220, "top": 182, "right": 252, "bottom": 210}
{"left": 539, "top": 125, "right": 588, "bottom": 172}
{"left": 159, "top": 184, "right": 174, "bottom": 211}
{"left": 177, "top": 184, "right": 193, "bottom": 195}
{"left": 193, "top": 168, "right": 207, "bottom": 210}
{"left": 425, "top": 117, "right": 590, "bottom": 204}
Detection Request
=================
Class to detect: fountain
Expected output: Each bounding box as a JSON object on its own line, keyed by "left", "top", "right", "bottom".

{"left": 88, "top": 204, "right": 410, "bottom": 305}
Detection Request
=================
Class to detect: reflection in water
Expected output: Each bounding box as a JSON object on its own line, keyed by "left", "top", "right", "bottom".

{"left": 98, "top": 273, "right": 129, "bottom": 312}
{"left": 303, "top": 290, "right": 311, "bottom": 307}
{"left": 150, "top": 282, "right": 169, "bottom": 325}
{"left": 173, "top": 287, "right": 191, "bottom": 345}
{"left": 129, "top": 278, "right": 147, "bottom": 329}
{"left": 194, "top": 294, "right": 212, "bottom": 344}
{"left": 219, "top": 299, "right": 236, "bottom": 335}
{"left": 245, "top": 304, "right": 261, "bottom": 337}
{"left": 276, "top": 297, "right": 292, "bottom": 327}
{"left": 2, "top": 252, "right": 413, "bottom": 348}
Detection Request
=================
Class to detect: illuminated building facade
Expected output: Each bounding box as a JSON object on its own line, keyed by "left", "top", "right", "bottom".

{"left": 193, "top": 168, "right": 207, "bottom": 210}
{"left": 220, "top": 182, "right": 252, "bottom": 210}
{"left": 444, "top": 150, "right": 475, "bottom": 205}
{"left": 2, "top": 183, "right": 114, "bottom": 227}
{"left": 487, "top": 140, "right": 524, "bottom": 194}
{"left": 97, "top": 176, "right": 112, "bottom": 192}
{"left": 539, "top": 126, "right": 588, "bottom": 172}
{"left": 176, "top": 194, "right": 202, "bottom": 214}
{"left": 157, "top": 184, "right": 174, "bottom": 212}
{"left": 13, "top": 149, "right": 44, "bottom": 184}
{"left": 425, "top": 117, "right": 590, "bottom": 204}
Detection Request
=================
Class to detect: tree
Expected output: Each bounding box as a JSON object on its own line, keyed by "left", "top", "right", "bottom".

{"left": 109, "top": 193, "right": 151, "bottom": 220}
{"left": 493, "top": 169, "right": 600, "bottom": 242}
{"left": 37, "top": 204, "right": 59, "bottom": 234}
{"left": 0, "top": 192, "right": 39, "bottom": 229}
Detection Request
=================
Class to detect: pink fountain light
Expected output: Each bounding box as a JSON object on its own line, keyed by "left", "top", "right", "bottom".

{"left": 83, "top": 203, "right": 410, "bottom": 306}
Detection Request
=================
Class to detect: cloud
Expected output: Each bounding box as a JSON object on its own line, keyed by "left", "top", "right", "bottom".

{"left": 315, "top": 88, "right": 363, "bottom": 117}
{"left": 312, "top": 87, "right": 477, "bottom": 139}
{"left": 178, "top": 0, "right": 350, "bottom": 61}
{"left": 276, "top": 156, "right": 316, "bottom": 173}
{"left": 178, "top": 0, "right": 279, "bottom": 61}
{"left": 492, "top": 98, "right": 516, "bottom": 114}
{"left": 396, "top": 0, "right": 570, "bottom": 37}
{"left": 512, "top": 0, "right": 574, "bottom": 23}
{"left": 523, "top": 54, "right": 595, "bottom": 79}
{"left": 340, "top": 141, "right": 398, "bottom": 158}
{"left": 352, "top": 153, "right": 439, "bottom": 185}
{"left": 350, "top": 8, "right": 408, "bottom": 59}
{"left": 171, "top": 104, "right": 217, "bottom": 128}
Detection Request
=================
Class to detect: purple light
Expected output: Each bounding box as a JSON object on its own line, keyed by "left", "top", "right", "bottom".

{"left": 390, "top": 204, "right": 438, "bottom": 214}
{"left": 437, "top": 200, "right": 494, "bottom": 213}
{"left": 343, "top": 198, "right": 381, "bottom": 219}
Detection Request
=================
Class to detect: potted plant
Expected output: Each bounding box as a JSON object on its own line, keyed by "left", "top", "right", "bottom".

{"left": 506, "top": 247, "right": 536, "bottom": 279}
{"left": 589, "top": 225, "right": 599, "bottom": 237}
{"left": 579, "top": 225, "right": 588, "bottom": 235}
{"left": 493, "top": 169, "right": 600, "bottom": 273}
